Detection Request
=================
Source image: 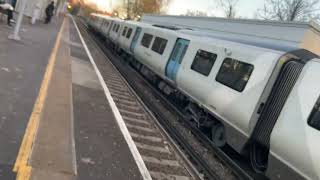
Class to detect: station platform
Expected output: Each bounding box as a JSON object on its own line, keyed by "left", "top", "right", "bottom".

{"left": 0, "top": 15, "right": 192, "bottom": 180}
{"left": 0, "top": 16, "right": 63, "bottom": 179}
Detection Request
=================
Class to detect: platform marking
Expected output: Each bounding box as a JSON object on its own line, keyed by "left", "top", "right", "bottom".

{"left": 105, "top": 78, "right": 125, "bottom": 86}
{"left": 126, "top": 124, "right": 154, "bottom": 133}
{"left": 150, "top": 171, "right": 190, "bottom": 180}
{"left": 71, "top": 16, "right": 153, "bottom": 180}
{"left": 119, "top": 109, "right": 146, "bottom": 117}
{"left": 112, "top": 97, "right": 137, "bottom": 105}
{"left": 122, "top": 116, "right": 150, "bottom": 125}
{"left": 109, "top": 90, "right": 131, "bottom": 98}
{"left": 130, "top": 133, "right": 162, "bottom": 143}
{"left": 13, "top": 19, "right": 67, "bottom": 180}
{"left": 141, "top": 155, "right": 181, "bottom": 167}
{"left": 135, "top": 142, "right": 171, "bottom": 154}
{"left": 117, "top": 103, "right": 141, "bottom": 111}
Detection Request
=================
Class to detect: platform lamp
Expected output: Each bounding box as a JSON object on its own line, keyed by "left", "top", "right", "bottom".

{"left": 8, "top": 0, "right": 28, "bottom": 41}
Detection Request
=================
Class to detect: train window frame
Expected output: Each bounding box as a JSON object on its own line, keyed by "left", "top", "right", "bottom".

{"left": 122, "top": 27, "right": 128, "bottom": 36}
{"left": 141, "top": 33, "right": 153, "bottom": 48}
{"left": 112, "top": 24, "right": 117, "bottom": 32}
{"left": 191, "top": 49, "right": 217, "bottom": 76}
{"left": 215, "top": 58, "right": 254, "bottom": 92}
{"left": 151, "top": 37, "right": 168, "bottom": 55}
{"left": 308, "top": 96, "right": 320, "bottom": 131}
{"left": 116, "top": 24, "right": 120, "bottom": 32}
{"left": 104, "top": 22, "right": 109, "bottom": 28}
{"left": 126, "top": 28, "right": 133, "bottom": 39}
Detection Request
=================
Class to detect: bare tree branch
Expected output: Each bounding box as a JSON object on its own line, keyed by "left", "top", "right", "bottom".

{"left": 256, "top": 0, "right": 320, "bottom": 21}
{"left": 185, "top": 9, "right": 208, "bottom": 17}
{"left": 220, "top": 0, "right": 238, "bottom": 18}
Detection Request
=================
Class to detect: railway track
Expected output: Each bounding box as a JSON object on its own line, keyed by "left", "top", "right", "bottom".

{"left": 76, "top": 17, "right": 267, "bottom": 180}
{"left": 73, "top": 18, "right": 200, "bottom": 180}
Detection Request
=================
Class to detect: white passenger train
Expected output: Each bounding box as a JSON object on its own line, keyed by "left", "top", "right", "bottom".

{"left": 86, "top": 13, "right": 320, "bottom": 180}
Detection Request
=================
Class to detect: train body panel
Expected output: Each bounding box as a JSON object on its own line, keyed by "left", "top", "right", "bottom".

{"left": 88, "top": 14, "right": 103, "bottom": 31}
{"left": 133, "top": 26, "right": 178, "bottom": 77}
{"left": 109, "top": 19, "right": 124, "bottom": 45}
{"left": 85, "top": 13, "right": 320, "bottom": 180}
{"left": 100, "top": 19, "right": 113, "bottom": 37}
{"left": 267, "top": 59, "right": 320, "bottom": 180}
{"left": 175, "top": 37, "right": 283, "bottom": 151}
{"left": 118, "top": 22, "right": 151, "bottom": 55}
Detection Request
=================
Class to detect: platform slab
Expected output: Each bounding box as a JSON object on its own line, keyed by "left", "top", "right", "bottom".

{"left": 69, "top": 18, "right": 143, "bottom": 180}
{"left": 0, "top": 16, "right": 63, "bottom": 178}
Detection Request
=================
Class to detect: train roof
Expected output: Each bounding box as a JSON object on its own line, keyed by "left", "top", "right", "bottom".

{"left": 141, "top": 14, "right": 320, "bottom": 55}
{"left": 90, "top": 13, "right": 123, "bottom": 22}
{"left": 142, "top": 14, "right": 320, "bottom": 31}
{"left": 142, "top": 22, "right": 284, "bottom": 56}
{"left": 122, "top": 20, "right": 152, "bottom": 28}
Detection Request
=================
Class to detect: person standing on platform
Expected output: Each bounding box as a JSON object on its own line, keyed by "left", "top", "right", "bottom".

{"left": 6, "top": 0, "right": 13, "bottom": 26}
{"left": 44, "top": 1, "right": 54, "bottom": 24}
{"left": 0, "top": 0, "right": 14, "bottom": 26}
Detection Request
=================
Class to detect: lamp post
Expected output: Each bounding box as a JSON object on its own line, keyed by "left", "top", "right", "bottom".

{"left": 8, "top": 0, "right": 28, "bottom": 41}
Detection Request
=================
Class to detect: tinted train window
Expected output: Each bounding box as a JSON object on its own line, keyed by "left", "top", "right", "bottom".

{"left": 122, "top": 27, "right": 127, "bottom": 36}
{"left": 116, "top": 24, "right": 120, "bottom": 32}
{"left": 126, "top": 28, "right": 133, "bottom": 38}
{"left": 191, "top": 50, "right": 217, "bottom": 76}
{"left": 216, "top": 58, "right": 254, "bottom": 92}
{"left": 104, "top": 22, "right": 109, "bottom": 28}
{"left": 308, "top": 97, "right": 320, "bottom": 131}
{"left": 113, "top": 24, "right": 117, "bottom": 31}
{"left": 151, "top": 37, "right": 168, "bottom": 55}
{"left": 141, "top": 33, "right": 153, "bottom": 48}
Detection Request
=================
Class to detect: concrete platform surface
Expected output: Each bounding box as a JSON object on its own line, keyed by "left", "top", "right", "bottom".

{"left": 0, "top": 15, "right": 144, "bottom": 180}
{"left": 0, "top": 14, "right": 189, "bottom": 180}
{"left": 69, "top": 17, "right": 143, "bottom": 180}
{"left": 0, "top": 16, "right": 63, "bottom": 179}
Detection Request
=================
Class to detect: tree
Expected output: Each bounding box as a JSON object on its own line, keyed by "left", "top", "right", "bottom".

{"left": 220, "top": 0, "right": 238, "bottom": 18}
{"left": 256, "top": 0, "right": 320, "bottom": 21}
{"left": 159, "top": 0, "right": 173, "bottom": 14}
{"left": 185, "top": 9, "right": 208, "bottom": 17}
{"left": 124, "top": 0, "right": 172, "bottom": 20}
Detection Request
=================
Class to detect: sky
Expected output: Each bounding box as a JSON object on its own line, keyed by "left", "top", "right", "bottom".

{"left": 167, "top": 0, "right": 265, "bottom": 18}
{"left": 88, "top": 0, "right": 265, "bottom": 18}
{"left": 88, "top": 0, "right": 320, "bottom": 19}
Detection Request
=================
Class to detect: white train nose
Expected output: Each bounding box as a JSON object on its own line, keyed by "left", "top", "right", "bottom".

{"left": 268, "top": 60, "right": 320, "bottom": 180}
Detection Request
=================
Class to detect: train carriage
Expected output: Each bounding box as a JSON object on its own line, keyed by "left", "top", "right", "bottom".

{"left": 267, "top": 58, "right": 320, "bottom": 180}
{"left": 133, "top": 25, "right": 179, "bottom": 79}
{"left": 87, "top": 13, "right": 114, "bottom": 38}
{"left": 117, "top": 21, "right": 150, "bottom": 55}
{"left": 85, "top": 13, "right": 320, "bottom": 180}
{"left": 108, "top": 18, "right": 124, "bottom": 46}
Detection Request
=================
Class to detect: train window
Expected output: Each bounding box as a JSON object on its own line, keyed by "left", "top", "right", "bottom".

{"left": 141, "top": 33, "right": 153, "bottom": 48}
{"left": 216, "top": 58, "right": 254, "bottom": 92}
{"left": 191, "top": 50, "right": 217, "bottom": 76}
{"left": 112, "top": 24, "right": 117, "bottom": 31}
{"left": 179, "top": 45, "right": 188, "bottom": 63}
{"left": 308, "top": 97, "right": 320, "bottom": 131}
{"left": 122, "top": 27, "right": 127, "bottom": 36}
{"left": 126, "top": 28, "right": 133, "bottom": 39}
{"left": 116, "top": 24, "right": 120, "bottom": 32}
{"left": 151, "top": 37, "right": 168, "bottom": 55}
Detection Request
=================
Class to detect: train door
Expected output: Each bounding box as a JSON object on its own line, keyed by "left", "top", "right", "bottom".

{"left": 130, "top": 27, "right": 142, "bottom": 52}
{"left": 165, "top": 38, "right": 190, "bottom": 81}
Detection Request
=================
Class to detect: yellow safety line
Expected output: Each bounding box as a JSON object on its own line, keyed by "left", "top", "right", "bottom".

{"left": 13, "top": 18, "right": 66, "bottom": 180}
